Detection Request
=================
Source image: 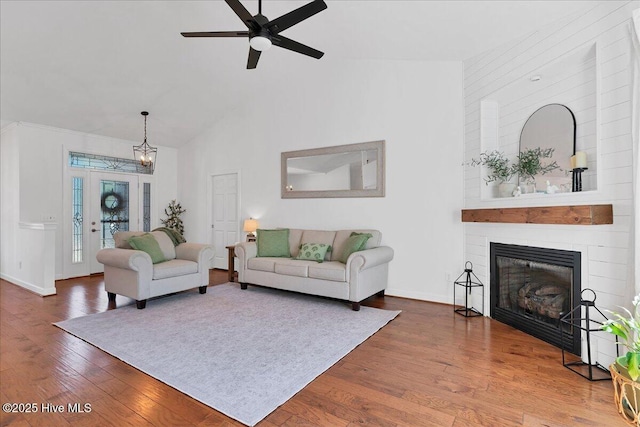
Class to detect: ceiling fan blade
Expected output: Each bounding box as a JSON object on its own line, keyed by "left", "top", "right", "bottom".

{"left": 224, "top": 0, "right": 255, "bottom": 28}
{"left": 181, "top": 31, "right": 249, "bottom": 38}
{"left": 267, "top": 0, "right": 327, "bottom": 34}
{"left": 247, "top": 47, "right": 261, "bottom": 69}
{"left": 272, "top": 35, "right": 324, "bottom": 59}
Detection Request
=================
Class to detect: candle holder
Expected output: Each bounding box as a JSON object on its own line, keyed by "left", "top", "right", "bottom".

{"left": 560, "top": 288, "right": 616, "bottom": 381}
{"left": 572, "top": 167, "right": 588, "bottom": 192}
{"left": 453, "top": 261, "right": 484, "bottom": 317}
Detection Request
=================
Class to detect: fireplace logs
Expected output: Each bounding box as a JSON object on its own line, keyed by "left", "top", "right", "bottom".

{"left": 517, "top": 282, "right": 569, "bottom": 319}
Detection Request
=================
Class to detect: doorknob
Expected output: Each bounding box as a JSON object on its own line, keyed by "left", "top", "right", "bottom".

{"left": 91, "top": 228, "right": 98, "bottom": 232}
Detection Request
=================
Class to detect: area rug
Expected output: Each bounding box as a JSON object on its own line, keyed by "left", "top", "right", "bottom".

{"left": 54, "top": 284, "right": 400, "bottom": 426}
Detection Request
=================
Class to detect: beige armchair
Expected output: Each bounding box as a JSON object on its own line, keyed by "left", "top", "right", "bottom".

{"left": 96, "top": 231, "right": 213, "bottom": 309}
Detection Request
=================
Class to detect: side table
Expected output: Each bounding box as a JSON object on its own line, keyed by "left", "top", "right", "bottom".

{"left": 225, "top": 245, "right": 236, "bottom": 282}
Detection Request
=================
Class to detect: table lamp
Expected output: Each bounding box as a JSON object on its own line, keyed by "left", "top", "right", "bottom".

{"left": 243, "top": 218, "right": 259, "bottom": 242}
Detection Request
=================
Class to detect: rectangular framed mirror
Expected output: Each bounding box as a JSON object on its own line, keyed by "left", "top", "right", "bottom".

{"left": 281, "top": 140, "right": 385, "bottom": 198}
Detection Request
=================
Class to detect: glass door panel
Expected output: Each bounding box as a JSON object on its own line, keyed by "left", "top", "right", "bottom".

{"left": 143, "top": 182, "right": 151, "bottom": 232}
{"left": 90, "top": 172, "right": 138, "bottom": 273}
{"left": 72, "top": 176, "right": 84, "bottom": 263}
{"left": 99, "top": 180, "right": 130, "bottom": 249}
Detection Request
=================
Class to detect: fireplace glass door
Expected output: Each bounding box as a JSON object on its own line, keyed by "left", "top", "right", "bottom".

{"left": 496, "top": 257, "right": 573, "bottom": 322}
{"left": 490, "top": 243, "right": 581, "bottom": 354}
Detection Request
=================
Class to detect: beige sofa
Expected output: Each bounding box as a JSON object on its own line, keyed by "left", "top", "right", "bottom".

{"left": 234, "top": 229, "right": 393, "bottom": 310}
{"left": 96, "top": 231, "right": 214, "bottom": 309}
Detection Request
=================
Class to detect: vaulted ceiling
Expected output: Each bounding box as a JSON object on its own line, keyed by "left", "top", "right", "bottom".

{"left": 1, "top": 1, "right": 602, "bottom": 147}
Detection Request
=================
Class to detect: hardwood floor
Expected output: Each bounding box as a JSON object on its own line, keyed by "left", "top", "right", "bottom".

{"left": 0, "top": 271, "right": 625, "bottom": 426}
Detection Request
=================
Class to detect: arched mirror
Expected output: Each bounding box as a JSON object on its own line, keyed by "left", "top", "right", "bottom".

{"left": 519, "top": 104, "right": 576, "bottom": 193}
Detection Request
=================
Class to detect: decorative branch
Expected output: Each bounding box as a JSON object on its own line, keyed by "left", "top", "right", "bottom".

{"left": 468, "top": 150, "right": 516, "bottom": 184}
{"left": 161, "top": 200, "right": 186, "bottom": 235}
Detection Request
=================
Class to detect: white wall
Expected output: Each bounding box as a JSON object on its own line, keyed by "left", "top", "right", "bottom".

{"left": 178, "top": 58, "right": 464, "bottom": 303}
{"left": 9, "top": 223, "right": 57, "bottom": 295}
{"left": 463, "top": 1, "right": 638, "bottom": 365}
{"left": 0, "top": 122, "right": 178, "bottom": 285}
{"left": 0, "top": 123, "right": 20, "bottom": 285}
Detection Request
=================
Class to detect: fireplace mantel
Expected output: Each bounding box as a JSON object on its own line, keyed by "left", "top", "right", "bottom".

{"left": 461, "top": 204, "right": 613, "bottom": 225}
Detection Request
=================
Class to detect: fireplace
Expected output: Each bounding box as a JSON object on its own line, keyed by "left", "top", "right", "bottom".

{"left": 490, "top": 243, "right": 581, "bottom": 355}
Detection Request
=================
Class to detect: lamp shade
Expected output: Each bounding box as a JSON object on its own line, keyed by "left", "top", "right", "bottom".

{"left": 243, "top": 218, "right": 259, "bottom": 233}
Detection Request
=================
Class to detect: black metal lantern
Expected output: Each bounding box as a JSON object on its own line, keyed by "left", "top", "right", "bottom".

{"left": 133, "top": 111, "right": 157, "bottom": 174}
{"left": 560, "top": 288, "right": 617, "bottom": 381}
{"left": 453, "top": 261, "right": 484, "bottom": 317}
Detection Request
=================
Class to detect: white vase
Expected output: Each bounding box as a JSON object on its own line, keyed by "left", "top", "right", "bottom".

{"left": 497, "top": 182, "right": 516, "bottom": 198}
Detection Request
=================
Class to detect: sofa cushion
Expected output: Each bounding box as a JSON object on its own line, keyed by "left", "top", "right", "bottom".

{"left": 337, "top": 233, "right": 372, "bottom": 263}
{"left": 296, "top": 243, "right": 330, "bottom": 263}
{"left": 114, "top": 231, "right": 145, "bottom": 249}
{"left": 257, "top": 229, "right": 290, "bottom": 257}
{"left": 152, "top": 259, "right": 198, "bottom": 280}
{"left": 308, "top": 262, "right": 346, "bottom": 282}
{"left": 288, "top": 229, "right": 304, "bottom": 258}
{"left": 300, "top": 230, "right": 336, "bottom": 261}
{"left": 248, "top": 257, "right": 277, "bottom": 272}
{"left": 331, "top": 230, "right": 381, "bottom": 261}
{"left": 128, "top": 233, "right": 166, "bottom": 264}
{"left": 151, "top": 231, "right": 177, "bottom": 260}
{"left": 274, "top": 259, "right": 310, "bottom": 278}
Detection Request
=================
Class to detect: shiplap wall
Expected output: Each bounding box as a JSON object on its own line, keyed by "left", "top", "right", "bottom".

{"left": 476, "top": 46, "right": 598, "bottom": 198}
{"left": 463, "top": 1, "right": 637, "bottom": 365}
{"left": 498, "top": 46, "right": 597, "bottom": 192}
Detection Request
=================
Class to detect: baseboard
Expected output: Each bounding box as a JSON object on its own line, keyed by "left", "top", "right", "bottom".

{"left": 385, "top": 287, "right": 450, "bottom": 305}
{"left": 0, "top": 273, "right": 57, "bottom": 296}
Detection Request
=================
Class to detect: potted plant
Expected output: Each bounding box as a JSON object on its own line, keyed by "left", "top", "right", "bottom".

{"left": 469, "top": 150, "right": 517, "bottom": 197}
{"left": 513, "top": 147, "right": 559, "bottom": 193}
{"left": 602, "top": 295, "right": 640, "bottom": 424}
{"left": 161, "top": 200, "right": 186, "bottom": 235}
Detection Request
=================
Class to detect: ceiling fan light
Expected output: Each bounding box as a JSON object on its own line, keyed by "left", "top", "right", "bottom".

{"left": 250, "top": 36, "right": 272, "bottom": 51}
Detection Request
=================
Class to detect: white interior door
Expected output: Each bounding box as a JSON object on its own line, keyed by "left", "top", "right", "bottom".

{"left": 89, "top": 172, "right": 139, "bottom": 273}
{"left": 211, "top": 174, "right": 238, "bottom": 270}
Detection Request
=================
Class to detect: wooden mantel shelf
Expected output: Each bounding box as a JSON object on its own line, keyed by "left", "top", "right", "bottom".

{"left": 461, "top": 204, "right": 613, "bottom": 225}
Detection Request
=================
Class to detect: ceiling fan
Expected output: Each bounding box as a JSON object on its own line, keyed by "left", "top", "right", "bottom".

{"left": 181, "top": 0, "right": 327, "bottom": 69}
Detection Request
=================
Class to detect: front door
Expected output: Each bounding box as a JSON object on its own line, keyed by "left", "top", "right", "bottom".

{"left": 89, "top": 172, "right": 139, "bottom": 273}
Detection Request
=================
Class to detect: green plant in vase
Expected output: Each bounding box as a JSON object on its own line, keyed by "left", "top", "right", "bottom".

{"left": 513, "top": 147, "right": 559, "bottom": 193}
{"left": 603, "top": 295, "right": 640, "bottom": 381}
{"left": 469, "top": 150, "right": 517, "bottom": 197}
{"left": 603, "top": 295, "right": 640, "bottom": 424}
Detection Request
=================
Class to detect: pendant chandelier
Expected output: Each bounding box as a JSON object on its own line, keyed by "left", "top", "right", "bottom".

{"left": 133, "top": 111, "right": 157, "bottom": 174}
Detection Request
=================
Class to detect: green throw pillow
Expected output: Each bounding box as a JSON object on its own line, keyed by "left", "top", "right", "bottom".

{"left": 128, "top": 233, "right": 166, "bottom": 264}
{"left": 257, "top": 229, "right": 290, "bottom": 257}
{"left": 296, "top": 243, "right": 330, "bottom": 263}
{"left": 338, "top": 232, "right": 373, "bottom": 263}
